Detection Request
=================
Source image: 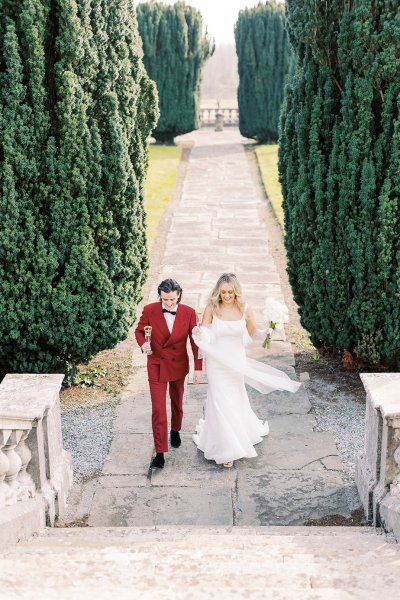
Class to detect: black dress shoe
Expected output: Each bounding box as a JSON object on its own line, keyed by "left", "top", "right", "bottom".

{"left": 170, "top": 430, "right": 181, "bottom": 448}
{"left": 150, "top": 453, "right": 165, "bottom": 469}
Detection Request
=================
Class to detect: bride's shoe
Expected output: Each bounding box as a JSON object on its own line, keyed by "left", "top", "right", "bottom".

{"left": 223, "top": 461, "right": 233, "bottom": 468}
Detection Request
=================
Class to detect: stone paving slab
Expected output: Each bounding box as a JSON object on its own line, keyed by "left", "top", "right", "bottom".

{"left": 112, "top": 387, "right": 204, "bottom": 435}
{"left": 236, "top": 469, "right": 360, "bottom": 526}
{"left": 58, "top": 478, "right": 98, "bottom": 524}
{"left": 267, "top": 414, "right": 317, "bottom": 435}
{"left": 247, "top": 386, "right": 311, "bottom": 418}
{"left": 98, "top": 475, "right": 148, "bottom": 488}
{"left": 231, "top": 271, "right": 281, "bottom": 284}
{"left": 239, "top": 431, "right": 340, "bottom": 471}
{"left": 150, "top": 438, "right": 237, "bottom": 488}
{"left": 321, "top": 455, "right": 344, "bottom": 471}
{"left": 88, "top": 486, "right": 234, "bottom": 527}
{"left": 113, "top": 404, "right": 152, "bottom": 434}
{"left": 181, "top": 410, "right": 204, "bottom": 433}
{"left": 102, "top": 433, "right": 153, "bottom": 476}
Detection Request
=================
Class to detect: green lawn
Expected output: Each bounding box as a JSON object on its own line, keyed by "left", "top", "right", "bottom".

{"left": 144, "top": 144, "right": 183, "bottom": 247}
{"left": 254, "top": 144, "right": 284, "bottom": 228}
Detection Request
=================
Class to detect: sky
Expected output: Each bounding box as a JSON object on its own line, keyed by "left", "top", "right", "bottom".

{"left": 137, "top": 1, "right": 284, "bottom": 45}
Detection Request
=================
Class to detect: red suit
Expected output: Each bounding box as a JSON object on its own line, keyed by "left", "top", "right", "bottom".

{"left": 135, "top": 302, "right": 202, "bottom": 453}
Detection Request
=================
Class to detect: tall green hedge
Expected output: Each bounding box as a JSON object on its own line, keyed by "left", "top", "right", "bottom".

{"left": 235, "top": 1, "right": 293, "bottom": 143}
{"left": 0, "top": 0, "right": 158, "bottom": 375}
{"left": 137, "top": 1, "right": 213, "bottom": 142}
{"left": 279, "top": 0, "right": 400, "bottom": 366}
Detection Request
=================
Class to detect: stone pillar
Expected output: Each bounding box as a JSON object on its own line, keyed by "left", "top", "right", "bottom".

{"left": 0, "top": 374, "right": 73, "bottom": 547}
{"left": 215, "top": 112, "right": 224, "bottom": 132}
{"left": 356, "top": 373, "right": 400, "bottom": 541}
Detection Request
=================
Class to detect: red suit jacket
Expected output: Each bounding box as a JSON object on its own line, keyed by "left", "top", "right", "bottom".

{"left": 135, "top": 302, "right": 202, "bottom": 382}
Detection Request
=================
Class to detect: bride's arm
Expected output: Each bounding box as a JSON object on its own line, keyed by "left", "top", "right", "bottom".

{"left": 201, "top": 304, "right": 213, "bottom": 326}
{"left": 192, "top": 304, "right": 213, "bottom": 336}
{"left": 245, "top": 305, "right": 272, "bottom": 340}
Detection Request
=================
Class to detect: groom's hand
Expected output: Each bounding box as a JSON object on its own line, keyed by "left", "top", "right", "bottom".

{"left": 193, "top": 370, "right": 202, "bottom": 384}
{"left": 142, "top": 341, "right": 152, "bottom": 355}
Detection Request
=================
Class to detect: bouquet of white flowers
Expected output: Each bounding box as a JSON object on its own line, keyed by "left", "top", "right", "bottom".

{"left": 262, "top": 297, "right": 289, "bottom": 349}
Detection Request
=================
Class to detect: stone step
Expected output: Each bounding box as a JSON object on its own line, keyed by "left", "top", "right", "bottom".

{"left": 40, "top": 524, "right": 377, "bottom": 540}
{"left": 1, "top": 526, "right": 399, "bottom": 599}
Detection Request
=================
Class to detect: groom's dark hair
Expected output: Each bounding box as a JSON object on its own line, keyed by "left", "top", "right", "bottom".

{"left": 158, "top": 278, "right": 182, "bottom": 302}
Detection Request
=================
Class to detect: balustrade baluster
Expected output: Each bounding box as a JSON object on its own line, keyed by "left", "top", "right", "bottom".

{"left": 3, "top": 430, "right": 22, "bottom": 505}
{"left": 0, "top": 430, "right": 12, "bottom": 508}
{"left": 16, "top": 429, "right": 35, "bottom": 500}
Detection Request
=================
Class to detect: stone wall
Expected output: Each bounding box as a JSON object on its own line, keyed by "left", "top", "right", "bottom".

{"left": 0, "top": 374, "right": 73, "bottom": 548}
{"left": 356, "top": 373, "right": 400, "bottom": 541}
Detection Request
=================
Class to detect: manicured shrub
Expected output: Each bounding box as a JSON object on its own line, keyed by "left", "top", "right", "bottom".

{"left": 0, "top": 0, "right": 158, "bottom": 374}
{"left": 137, "top": 0, "right": 213, "bottom": 142}
{"left": 279, "top": 0, "right": 400, "bottom": 366}
{"left": 235, "top": 0, "right": 293, "bottom": 142}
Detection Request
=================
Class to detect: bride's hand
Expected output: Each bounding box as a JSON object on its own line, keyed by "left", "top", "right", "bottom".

{"left": 192, "top": 326, "right": 201, "bottom": 337}
{"left": 193, "top": 370, "right": 202, "bottom": 384}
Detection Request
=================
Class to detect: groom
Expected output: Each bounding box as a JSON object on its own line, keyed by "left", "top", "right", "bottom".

{"left": 135, "top": 278, "right": 202, "bottom": 469}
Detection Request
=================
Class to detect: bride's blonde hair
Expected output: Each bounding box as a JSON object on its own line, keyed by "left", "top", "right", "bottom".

{"left": 208, "top": 273, "right": 245, "bottom": 315}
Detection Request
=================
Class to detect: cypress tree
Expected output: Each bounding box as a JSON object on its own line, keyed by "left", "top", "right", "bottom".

{"left": 235, "top": 0, "right": 293, "bottom": 143}
{"left": 279, "top": 0, "right": 400, "bottom": 367}
{"left": 0, "top": 0, "right": 56, "bottom": 372}
{"left": 0, "top": 0, "right": 158, "bottom": 374}
{"left": 136, "top": 0, "right": 213, "bottom": 142}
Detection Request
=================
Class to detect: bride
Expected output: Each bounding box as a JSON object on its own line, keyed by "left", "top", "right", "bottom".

{"left": 192, "top": 273, "right": 300, "bottom": 468}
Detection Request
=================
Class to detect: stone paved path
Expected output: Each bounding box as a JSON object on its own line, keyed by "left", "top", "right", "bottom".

{"left": 86, "top": 128, "right": 361, "bottom": 527}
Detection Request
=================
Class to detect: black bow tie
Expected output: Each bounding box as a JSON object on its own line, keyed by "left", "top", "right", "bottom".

{"left": 162, "top": 308, "right": 176, "bottom": 315}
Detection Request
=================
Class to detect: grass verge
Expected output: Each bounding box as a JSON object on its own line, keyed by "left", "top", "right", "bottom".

{"left": 254, "top": 144, "right": 284, "bottom": 228}
{"left": 145, "top": 144, "right": 183, "bottom": 247}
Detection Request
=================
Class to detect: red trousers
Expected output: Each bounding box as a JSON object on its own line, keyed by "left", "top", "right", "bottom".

{"left": 147, "top": 363, "right": 185, "bottom": 453}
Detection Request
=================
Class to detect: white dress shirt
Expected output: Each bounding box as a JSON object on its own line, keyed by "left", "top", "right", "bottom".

{"left": 163, "top": 305, "right": 177, "bottom": 334}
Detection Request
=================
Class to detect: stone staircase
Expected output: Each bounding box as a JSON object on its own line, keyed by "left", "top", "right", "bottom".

{"left": 1, "top": 526, "right": 399, "bottom": 599}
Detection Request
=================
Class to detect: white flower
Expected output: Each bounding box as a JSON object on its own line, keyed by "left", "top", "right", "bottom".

{"left": 264, "top": 297, "right": 289, "bottom": 327}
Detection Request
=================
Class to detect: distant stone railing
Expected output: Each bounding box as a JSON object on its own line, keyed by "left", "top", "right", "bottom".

{"left": 200, "top": 107, "right": 239, "bottom": 127}
{"left": 356, "top": 373, "right": 400, "bottom": 541}
{"left": 0, "top": 374, "right": 73, "bottom": 548}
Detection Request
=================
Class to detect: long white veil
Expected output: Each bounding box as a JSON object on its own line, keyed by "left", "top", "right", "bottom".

{"left": 193, "top": 326, "right": 300, "bottom": 395}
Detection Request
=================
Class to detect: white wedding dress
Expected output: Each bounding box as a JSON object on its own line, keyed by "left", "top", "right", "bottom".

{"left": 192, "top": 313, "right": 300, "bottom": 464}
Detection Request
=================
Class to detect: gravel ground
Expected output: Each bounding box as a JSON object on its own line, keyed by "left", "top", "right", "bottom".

{"left": 305, "top": 379, "right": 366, "bottom": 479}
{"left": 61, "top": 402, "right": 117, "bottom": 480}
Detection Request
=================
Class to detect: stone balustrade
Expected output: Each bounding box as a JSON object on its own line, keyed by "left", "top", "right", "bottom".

{"left": 200, "top": 107, "right": 239, "bottom": 126}
{"left": 356, "top": 373, "right": 400, "bottom": 541}
{"left": 0, "top": 374, "right": 73, "bottom": 548}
